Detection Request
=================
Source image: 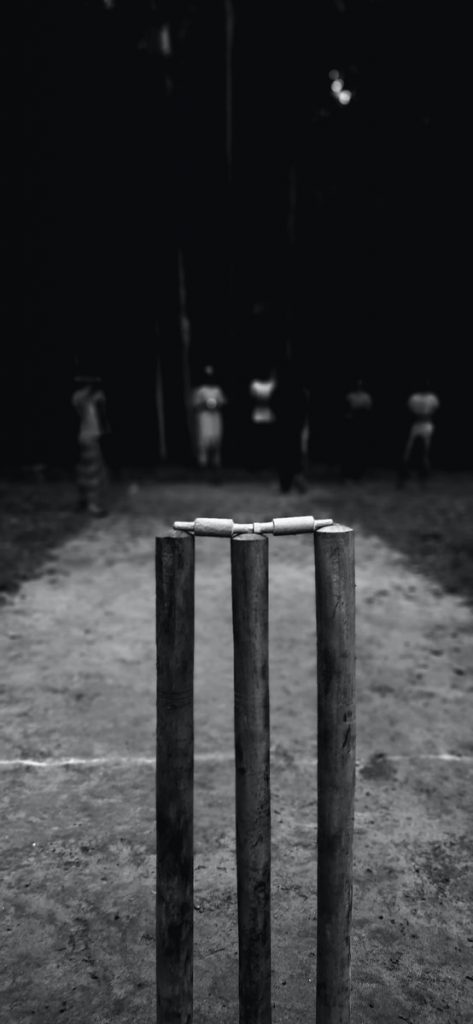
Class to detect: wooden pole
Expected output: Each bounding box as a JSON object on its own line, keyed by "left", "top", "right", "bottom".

{"left": 231, "top": 535, "right": 272, "bottom": 1024}
{"left": 224, "top": 0, "right": 234, "bottom": 185}
{"left": 314, "top": 524, "right": 356, "bottom": 1024}
{"left": 156, "top": 530, "right": 195, "bottom": 1024}
{"left": 177, "top": 250, "right": 195, "bottom": 461}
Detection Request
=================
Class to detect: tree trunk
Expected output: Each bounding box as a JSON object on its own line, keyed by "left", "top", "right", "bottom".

{"left": 178, "top": 249, "right": 197, "bottom": 460}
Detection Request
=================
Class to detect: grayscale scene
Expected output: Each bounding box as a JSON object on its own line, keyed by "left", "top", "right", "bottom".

{"left": 7, "top": 2, "right": 472, "bottom": 1022}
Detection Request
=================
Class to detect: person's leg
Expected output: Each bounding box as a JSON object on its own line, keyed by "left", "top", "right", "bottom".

{"left": 419, "top": 438, "right": 431, "bottom": 482}
{"left": 409, "top": 436, "right": 423, "bottom": 482}
{"left": 197, "top": 440, "right": 208, "bottom": 467}
{"left": 212, "top": 439, "right": 222, "bottom": 469}
{"left": 97, "top": 439, "right": 109, "bottom": 512}
{"left": 79, "top": 441, "right": 96, "bottom": 512}
{"left": 195, "top": 415, "right": 209, "bottom": 468}
{"left": 208, "top": 441, "right": 223, "bottom": 483}
{"left": 278, "top": 466, "right": 293, "bottom": 493}
{"left": 293, "top": 457, "right": 308, "bottom": 493}
{"left": 249, "top": 425, "right": 262, "bottom": 471}
{"left": 76, "top": 443, "right": 89, "bottom": 510}
{"left": 397, "top": 432, "right": 412, "bottom": 487}
{"left": 289, "top": 434, "right": 305, "bottom": 492}
{"left": 86, "top": 440, "right": 108, "bottom": 515}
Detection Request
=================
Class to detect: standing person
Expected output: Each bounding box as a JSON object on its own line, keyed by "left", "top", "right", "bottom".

{"left": 192, "top": 365, "right": 227, "bottom": 477}
{"left": 341, "top": 378, "right": 373, "bottom": 481}
{"left": 398, "top": 379, "right": 440, "bottom": 485}
{"left": 272, "top": 365, "right": 310, "bottom": 493}
{"left": 248, "top": 370, "right": 277, "bottom": 471}
{"left": 72, "top": 375, "right": 110, "bottom": 516}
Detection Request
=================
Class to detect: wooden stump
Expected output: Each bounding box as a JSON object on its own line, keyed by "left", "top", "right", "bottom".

{"left": 314, "top": 524, "right": 356, "bottom": 1024}
{"left": 231, "top": 534, "right": 272, "bottom": 1024}
{"left": 156, "top": 531, "right": 195, "bottom": 1024}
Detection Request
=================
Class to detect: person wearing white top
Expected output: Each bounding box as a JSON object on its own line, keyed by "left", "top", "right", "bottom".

{"left": 192, "top": 365, "right": 227, "bottom": 471}
{"left": 248, "top": 372, "right": 277, "bottom": 471}
{"left": 399, "top": 381, "right": 440, "bottom": 484}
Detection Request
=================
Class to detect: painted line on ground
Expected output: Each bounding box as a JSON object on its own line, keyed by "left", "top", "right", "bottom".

{"left": 0, "top": 752, "right": 472, "bottom": 769}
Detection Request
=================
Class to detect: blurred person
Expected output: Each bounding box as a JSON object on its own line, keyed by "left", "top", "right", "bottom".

{"left": 248, "top": 369, "right": 277, "bottom": 471}
{"left": 398, "top": 379, "right": 440, "bottom": 485}
{"left": 72, "top": 374, "right": 110, "bottom": 516}
{"left": 300, "top": 389, "right": 311, "bottom": 480}
{"left": 272, "top": 365, "right": 310, "bottom": 493}
{"left": 192, "top": 365, "right": 227, "bottom": 476}
{"left": 341, "top": 377, "right": 373, "bottom": 481}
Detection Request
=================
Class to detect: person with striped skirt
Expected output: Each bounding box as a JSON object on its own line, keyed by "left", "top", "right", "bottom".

{"left": 72, "top": 376, "right": 109, "bottom": 516}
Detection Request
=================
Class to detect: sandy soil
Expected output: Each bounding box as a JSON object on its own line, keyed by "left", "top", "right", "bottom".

{"left": 1, "top": 477, "right": 472, "bottom": 1023}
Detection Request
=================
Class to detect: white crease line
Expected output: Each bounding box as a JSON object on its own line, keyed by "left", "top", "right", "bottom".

{"left": 0, "top": 753, "right": 472, "bottom": 769}
{"left": 287, "top": 754, "right": 473, "bottom": 766}
{"left": 384, "top": 753, "right": 473, "bottom": 762}
{"left": 0, "top": 757, "right": 155, "bottom": 768}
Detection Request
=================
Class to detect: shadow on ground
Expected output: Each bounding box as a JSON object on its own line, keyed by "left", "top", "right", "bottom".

{"left": 322, "top": 472, "right": 473, "bottom": 608}
{"left": 0, "top": 481, "right": 88, "bottom": 604}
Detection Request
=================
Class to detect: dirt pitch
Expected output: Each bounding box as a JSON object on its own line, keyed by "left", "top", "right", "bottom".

{"left": 1, "top": 473, "right": 473, "bottom": 1023}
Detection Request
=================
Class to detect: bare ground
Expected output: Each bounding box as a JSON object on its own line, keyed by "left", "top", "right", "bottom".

{"left": 1, "top": 473, "right": 473, "bottom": 1023}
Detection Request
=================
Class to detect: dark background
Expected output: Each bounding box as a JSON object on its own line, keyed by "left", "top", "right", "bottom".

{"left": 18, "top": 1, "right": 467, "bottom": 473}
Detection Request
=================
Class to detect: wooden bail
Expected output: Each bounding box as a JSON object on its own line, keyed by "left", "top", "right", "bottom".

{"left": 314, "top": 524, "right": 356, "bottom": 1024}
{"left": 194, "top": 517, "right": 234, "bottom": 536}
{"left": 272, "top": 515, "right": 316, "bottom": 534}
{"left": 155, "top": 530, "right": 195, "bottom": 1024}
{"left": 231, "top": 534, "right": 272, "bottom": 1024}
